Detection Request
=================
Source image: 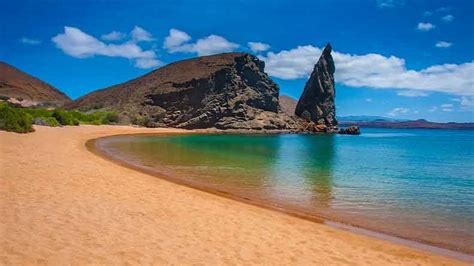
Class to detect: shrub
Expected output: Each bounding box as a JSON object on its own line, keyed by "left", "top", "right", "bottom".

{"left": 0, "top": 103, "right": 34, "bottom": 133}
{"left": 32, "top": 117, "right": 60, "bottom": 127}
{"left": 102, "top": 112, "right": 119, "bottom": 124}
{"left": 52, "top": 109, "right": 79, "bottom": 126}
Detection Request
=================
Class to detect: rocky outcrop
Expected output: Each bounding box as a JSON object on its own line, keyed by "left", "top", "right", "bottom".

{"left": 338, "top": 125, "right": 360, "bottom": 135}
{"left": 295, "top": 43, "right": 337, "bottom": 130}
{"left": 67, "top": 53, "right": 296, "bottom": 130}
{"left": 0, "top": 62, "right": 71, "bottom": 106}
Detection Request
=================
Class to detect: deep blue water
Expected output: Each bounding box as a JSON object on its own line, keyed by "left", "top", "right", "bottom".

{"left": 98, "top": 128, "right": 474, "bottom": 254}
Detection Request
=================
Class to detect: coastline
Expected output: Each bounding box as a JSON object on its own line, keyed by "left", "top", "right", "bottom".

{"left": 0, "top": 125, "right": 469, "bottom": 265}
{"left": 91, "top": 133, "right": 474, "bottom": 259}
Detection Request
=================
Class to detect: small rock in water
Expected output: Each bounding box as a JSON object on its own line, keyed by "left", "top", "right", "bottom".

{"left": 338, "top": 125, "right": 360, "bottom": 135}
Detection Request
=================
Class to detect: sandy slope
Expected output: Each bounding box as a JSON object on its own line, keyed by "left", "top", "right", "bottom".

{"left": 0, "top": 125, "right": 467, "bottom": 265}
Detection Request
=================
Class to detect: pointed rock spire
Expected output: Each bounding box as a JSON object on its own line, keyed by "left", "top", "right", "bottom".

{"left": 295, "top": 43, "right": 337, "bottom": 128}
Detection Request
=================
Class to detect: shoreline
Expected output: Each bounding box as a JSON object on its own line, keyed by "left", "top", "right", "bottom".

{"left": 0, "top": 125, "right": 470, "bottom": 265}
{"left": 91, "top": 133, "right": 473, "bottom": 261}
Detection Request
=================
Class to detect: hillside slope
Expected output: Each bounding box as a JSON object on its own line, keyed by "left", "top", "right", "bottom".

{"left": 0, "top": 62, "right": 70, "bottom": 105}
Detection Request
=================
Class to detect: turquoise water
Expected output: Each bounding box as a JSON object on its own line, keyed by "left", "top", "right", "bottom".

{"left": 98, "top": 128, "right": 474, "bottom": 254}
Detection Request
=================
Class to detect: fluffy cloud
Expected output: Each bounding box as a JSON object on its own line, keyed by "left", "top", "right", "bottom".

{"left": 435, "top": 41, "right": 452, "bottom": 48}
{"left": 259, "top": 45, "right": 474, "bottom": 96}
{"left": 163, "top": 29, "right": 191, "bottom": 52}
{"left": 388, "top": 107, "right": 409, "bottom": 117}
{"left": 452, "top": 96, "right": 474, "bottom": 110}
{"left": 248, "top": 42, "right": 270, "bottom": 53}
{"left": 258, "top": 45, "right": 321, "bottom": 79}
{"left": 134, "top": 58, "right": 161, "bottom": 69}
{"left": 101, "top": 31, "right": 126, "bottom": 41}
{"left": 131, "top": 26, "right": 153, "bottom": 42}
{"left": 442, "top": 14, "right": 454, "bottom": 22}
{"left": 193, "top": 35, "right": 239, "bottom": 56}
{"left": 162, "top": 29, "right": 239, "bottom": 56}
{"left": 52, "top": 26, "right": 161, "bottom": 69}
{"left": 397, "top": 90, "right": 429, "bottom": 97}
{"left": 20, "top": 37, "right": 41, "bottom": 45}
{"left": 417, "top": 22, "right": 435, "bottom": 31}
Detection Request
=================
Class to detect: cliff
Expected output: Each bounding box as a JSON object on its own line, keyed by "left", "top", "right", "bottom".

{"left": 67, "top": 53, "right": 296, "bottom": 130}
{"left": 295, "top": 44, "right": 337, "bottom": 130}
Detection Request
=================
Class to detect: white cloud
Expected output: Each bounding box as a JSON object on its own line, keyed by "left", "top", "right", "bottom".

{"left": 259, "top": 45, "right": 474, "bottom": 96}
{"left": 248, "top": 42, "right": 270, "bottom": 53}
{"left": 428, "top": 106, "right": 438, "bottom": 112}
{"left": 441, "top": 103, "right": 454, "bottom": 112}
{"left": 452, "top": 96, "right": 474, "bottom": 110}
{"left": 134, "top": 58, "right": 161, "bottom": 69}
{"left": 163, "top": 29, "right": 192, "bottom": 52}
{"left": 101, "top": 31, "right": 126, "bottom": 41}
{"left": 192, "top": 35, "right": 239, "bottom": 56}
{"left": 131, "top": 26, "right": 153, "bottom": 42}
{"left": 52, "top": 26, "right": 160, "bottom": 69}
{"left": 460, "top": 97, "right": 474, "bottom": 108}
{"left": 20, "top": 37, "right": 41, "bottom": 45}
{"left": 162, "top": 29, "right": 239, "bottom": 56}
{"left": 259, "top": 45, "right": 321, "bottom": 79}
{"left": 388, "top": 107, "right": 410, "bottom": 117}
{"left": 377, "top": 0, "right": 404, "bottom": 8}
{"left": 417, "top": 22, "right": 435, "bottom": 31}
{"left": 423, "top": 11, "right": 433, "bottom": 16}
{"left": 442, "top": 14, "right": 454, "bottom": 22}
{"left": 435, "top": 41, "right": 452, "bottom": 48}
{"left": 397, "top": 90, "right": 429, "bottom": 97}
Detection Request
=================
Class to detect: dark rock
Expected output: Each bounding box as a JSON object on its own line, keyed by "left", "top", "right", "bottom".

{"left": 32, "top": 117, "right": 48, "bottom": 126}
{"left": 67, "top": 53, "right": 297, "bottom": 130}
{"left": 295, "top": 43, "right": 337, "bottom": 129}
{"left": 338, "top": 125, "right": 360, "bottom": 135}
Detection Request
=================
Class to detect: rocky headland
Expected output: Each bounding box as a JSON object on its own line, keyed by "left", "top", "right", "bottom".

{"left": 67, "top": 44, "right": 347, "bottom": 133}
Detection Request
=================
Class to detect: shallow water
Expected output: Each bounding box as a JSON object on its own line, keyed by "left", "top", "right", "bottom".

{"left": 97, "top": 128, "right": 474, "bottom": 254}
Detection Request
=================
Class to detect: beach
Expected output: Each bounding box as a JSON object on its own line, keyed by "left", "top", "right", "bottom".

{"left": 0, "top": 125, "right": 467, "bottom": 265}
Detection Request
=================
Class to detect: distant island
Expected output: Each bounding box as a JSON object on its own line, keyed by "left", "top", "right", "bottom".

{"left": 338, "top": 118, "right": 474, "bottom": 130}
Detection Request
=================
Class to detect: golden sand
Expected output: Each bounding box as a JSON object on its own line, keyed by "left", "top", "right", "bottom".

{"left": 0, "top": 125, "right": 467, "bottom": 265}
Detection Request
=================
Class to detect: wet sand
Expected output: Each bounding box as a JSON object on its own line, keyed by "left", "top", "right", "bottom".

{"left": 0, "top": 125, "right": 468, "bottom": 265}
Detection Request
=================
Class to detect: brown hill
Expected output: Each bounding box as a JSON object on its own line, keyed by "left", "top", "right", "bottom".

{"left": 279, "top": 95, "right": 298, "bottom": 116}
{"left": 339, "top": 119, "right": 474, "bottom": 129}
{"left": 67, "top": 53, "right": 298, "bottom": 130}
{"left": 0, "top": 62, "right": 70, "bottom": 106}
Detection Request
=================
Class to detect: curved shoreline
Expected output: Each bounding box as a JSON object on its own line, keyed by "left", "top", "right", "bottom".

{"left": 1, "top": 125, "right": 470, "bottom": 265}
{"left": 89, "top": 133, "right": 473, "bottom": 262}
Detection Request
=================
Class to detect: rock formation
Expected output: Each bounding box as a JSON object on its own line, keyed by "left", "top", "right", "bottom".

{"left": 0, "top": 61, "right": 71, "bottom": 106}
{"left": 295, "top": 43, "right": 337, "bottom": 130}
{"left": 338, "top": 125, "right": 361, "bottom": 135}
{"left": 67, "top": 53, "right": 296, "bottom": 130}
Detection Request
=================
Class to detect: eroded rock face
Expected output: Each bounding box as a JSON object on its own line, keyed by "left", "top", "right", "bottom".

{"left": 295, "top": 43, "right": 337, "bottom": 128}
{"left": 68, "top": 53, "right": 295, "bottom": 130}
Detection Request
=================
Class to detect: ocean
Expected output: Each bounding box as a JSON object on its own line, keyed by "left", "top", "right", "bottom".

{"left": 96, "top": 128, "right": 474, "bottom": 255}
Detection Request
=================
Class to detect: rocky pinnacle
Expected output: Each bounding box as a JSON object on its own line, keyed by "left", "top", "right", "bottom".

{"left": 295, "top": 43, "right": 337, "bottom": 128}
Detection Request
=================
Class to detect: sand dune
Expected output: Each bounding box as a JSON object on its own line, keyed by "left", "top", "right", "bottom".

{"left": 0, "top": 125, "right": 467, "bottom": 265}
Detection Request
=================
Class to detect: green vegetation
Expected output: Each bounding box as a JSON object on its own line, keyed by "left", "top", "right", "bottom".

{"left": 0, "top": 102, "right": 119, "bottom": 133}
{"left": 0, "top": 103, "right": 34, "bottom": 133}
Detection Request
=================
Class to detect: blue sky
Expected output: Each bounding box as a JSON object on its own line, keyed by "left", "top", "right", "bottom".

{"left": 0, "top": 0, "right": 473, "bottom": 122}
